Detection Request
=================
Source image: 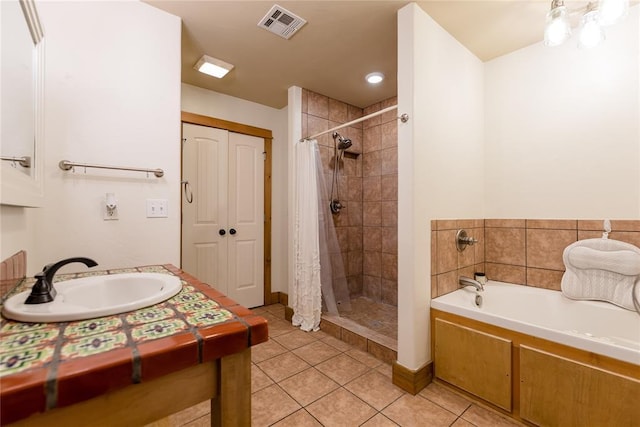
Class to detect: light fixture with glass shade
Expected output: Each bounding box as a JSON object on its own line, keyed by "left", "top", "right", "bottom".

{"left": 544, "top": 0, "right": 571, "bottom": 46}
{"left": 598, "top": 0, "right": 629, "bottom": 25}
{"left": 194, "top": 55, "right": 234, "bottom": 78}
{"left": 579, "top": 3, "right": 605, "bottom": 48}
{"left": 543, "top": 0, "right": 629, "bottom": 49}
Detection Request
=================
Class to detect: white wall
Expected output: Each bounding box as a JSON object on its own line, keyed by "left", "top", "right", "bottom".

{"left": 397, "top": 3, "right": 485, "bottom": 370}
{"left": 2, "top": 1, "right": 182, "bottom": 275}
{"left": 181, "top": 84, "right": 289, "bottom": 293}
{"left": 485, "top": 6, "right": 640, "bottom": 219}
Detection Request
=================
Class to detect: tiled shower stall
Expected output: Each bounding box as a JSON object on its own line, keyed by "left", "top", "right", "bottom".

{"left": 301, "top": 89, "right": 399, "bottom": 340}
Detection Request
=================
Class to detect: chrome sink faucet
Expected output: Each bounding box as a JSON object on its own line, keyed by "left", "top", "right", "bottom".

{"left": 459, "top": 276, "right": 484, "bottom": 292}
{"left": 25, "top": 257, "right": 98, "bottom": 304}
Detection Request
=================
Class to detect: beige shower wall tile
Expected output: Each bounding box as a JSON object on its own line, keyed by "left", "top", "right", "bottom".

{"left": 348, "top": 105, "right": 364, "bottom": 125}
{"left": 307, "top": 115, "right": 329, "bottom": 147}
{"left": 381, "top": 147, "right": 397, "bottom": 175}
{"left": 381, "top": 97, "right": 398, "bottom": 123}
{"left": 381, "top": 202, "right": 397, "bottom": 227}
{"left": 363, "top": 151, "right": 382, "bottom": 177}
{"left": 347, "top": 176, "right": 363, "bottom": 202}
{"left": 485, "top": 263, "right": 526, "bottom": 285}
{"left": 363, "top": 201, "right": 382, "bottom": 226}
{"left": 363, "top": 227, "right": 382, "bottom": 252}
{"left": 436, "top": 229, "right": 459, "bottom": 274}
{"left": 381, "top": 279, "right": 397, "bottom": 306}
{"left": 436, "top": 270, "right": 459, "bottom": 296}
{"left": 527, "top": 219, "right": 577, "bottom": 229}
{"left": 435, "top": 220, "right": 458, "bottom": 230}
{"left": 364, "top": 125, "right": 381, "bottom": 153}
{"left": 364, "top": 251, "right": 382, "bottom": 278}
{"left": 364, "top": 275, "right": 381, "bottom": 301}
{"left": 348, "top": 251, "right": 363, "bottom": 276}
{"left": 329, "top": 98, "right": 348, "bottom": 123}
{"left": 381, "top": 227, "right": 397, "bottom": 254}
{"left": 485, "top": 219, "right": 526, "bottom": 228}
{"left": 577, "top": 230, "right": 640, "bottom": 247}
{"left": 431, "top": 275, "right": 438, "bottom": 298}
{"left": 349, "top": 226, "right": 363, "bottom": 251}
{"left": 381, "top": 175, "right": 397, "bottom": 201}
{"left": 308, "top": 91, "right": 329, "bottom": 119}
{"left": 527, "top": 268, "right": 563, "bottom": 291}
{"left": 364, "top": 103, "right": 382, "bottom": 128}
{"left": 458, "top": 242, "right": 475, "bottom": 269}
{"left": 349, "top": 201, "right": 362, "bottom": 226}
{"left": 381, "top": 253, "right": 397, "bottom": 281}
{"left": 363, "top": 176, "right": 382, "bottom": 201}
{"left": 473, "top": 227, "right": 485, "bottom": 264}
{"left": 485, "top": 227, "right": 526, "bottom": 265}
{"left": 301, "top": 89, "right": 308, "bottom": 113}
{"left": 526, "top": 229, "right": 576, "bottom": 270}
{"left": 381, "top": 121, "right": 397, "bottom": 149}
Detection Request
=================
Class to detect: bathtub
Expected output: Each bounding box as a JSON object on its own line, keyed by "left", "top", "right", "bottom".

{"left": 431, "top": 281, "right": 640, "bottom": 365}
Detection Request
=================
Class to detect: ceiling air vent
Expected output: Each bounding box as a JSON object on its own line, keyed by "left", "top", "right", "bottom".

{"left": 258, "top": 4, "right": 307, "bottom": 40}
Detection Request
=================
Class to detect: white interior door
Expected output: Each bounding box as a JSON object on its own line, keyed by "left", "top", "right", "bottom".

{"left": 227, "top": 132, "right": 264, "bottom": 308}
{"left": 182, "top": 123, "right": 229, "bottom": 294}
{"left": 181, "top": 123, "right": 264, "bottom": 308}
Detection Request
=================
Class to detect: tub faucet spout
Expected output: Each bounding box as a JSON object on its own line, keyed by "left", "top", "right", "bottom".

{"left": 459, "top": 276, "right": 484, "bottom": 292}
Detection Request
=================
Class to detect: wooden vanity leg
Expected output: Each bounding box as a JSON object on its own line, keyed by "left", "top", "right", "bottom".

{"left": 211, "top": 348, "right": 251, "bottom": 427}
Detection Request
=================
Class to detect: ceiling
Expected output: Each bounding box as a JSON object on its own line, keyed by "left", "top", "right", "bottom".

{"left": 144, "top": 1, "right": 586, "bottom": 109}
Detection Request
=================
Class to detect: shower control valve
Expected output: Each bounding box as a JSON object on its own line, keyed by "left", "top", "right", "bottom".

{"left": 456, "top": 229, "right": 478, "bottom": 252}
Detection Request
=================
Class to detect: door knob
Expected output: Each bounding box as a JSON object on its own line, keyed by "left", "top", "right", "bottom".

{"left": 219, "top": 229, "right": 226, "bottom": 236}
{"left": 229, "top": 228, "right": 237, "bottom": 235}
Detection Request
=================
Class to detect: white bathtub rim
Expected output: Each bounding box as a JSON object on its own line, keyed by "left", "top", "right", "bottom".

{"left": 431, "top": 281, "right": 640, "bottom": 366}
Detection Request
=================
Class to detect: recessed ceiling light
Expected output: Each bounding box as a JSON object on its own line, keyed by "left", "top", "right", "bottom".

{"left": 365, "top": 72, "right": 384, "bottom": 84}
{"left": 194, "top": 55, "right": 234, "bottom": 78}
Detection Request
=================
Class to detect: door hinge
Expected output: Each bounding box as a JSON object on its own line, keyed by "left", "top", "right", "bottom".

{"left": 262, "top": 151, "right": 267, "bottom": 161}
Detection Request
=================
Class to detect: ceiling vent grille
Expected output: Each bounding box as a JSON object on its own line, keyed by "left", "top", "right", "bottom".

{"left": 258, "top": 4, "right": 307, "bottom": 40}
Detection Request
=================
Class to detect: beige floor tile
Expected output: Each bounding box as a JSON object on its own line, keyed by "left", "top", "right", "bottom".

{"left": 376, "top": 362, "right": 393, "bottom": 379}
{"left": 292, "top": 340, "right": 341, "bottom": 366}
{"left": 251, "top": 339, "right": 288, "bottom": 363}
{"left": 361, "top": 413, "right": 400, "bottom": 426}
{"left": 278, "top": 367, "right": 340, "bottom": 406}
{"left": 271, "top": 409, "right": 323, "bottom": 426}
{"left": 345, "top": 348, "right": 383, "bottom": 368}
{"left": 251, "top": 363, "right": 274, "bottom": 392}
{"left": 382, "top": 394, "right": 457, "bottom": 427}
{"left": 461, "top": 404, "right": 525, "bottom": 427}
{"left": 452, "top": 418, "right": 476, "bottom": 427}
{"left": 251, "top": 384, "right": 301, "bottom": 427}
{"left": 419, "top": 382, "right": 471, "bottom": 416}
{"left": 321, "top": 335, "right": 353, "bottom": 352}
{"left": 315, "top": 353, "right": 371, "bottom": 385}
{"left": 182, "top": 414, "right": 210, "bottom": 427}
{"left": 345, "top": 370, "right": 404, "bottom": 411}
{"left": 306, "top": 388, "right": 377, "bottom": 426}
{"left": 268, "top": 319, "right": 299, "bottom": 337}
{"left": 273, "top": 329, "right": 319, "bottom": 350}
{"left": 257, "top": 352, "right": 310, "bottom": 382}
{"left": 167, "top": 400, "right": 209, "bottom": 426}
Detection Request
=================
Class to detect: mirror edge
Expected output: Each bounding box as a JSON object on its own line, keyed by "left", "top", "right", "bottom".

{"left": 1, "top": 0, "right": 44, "bottom": 208}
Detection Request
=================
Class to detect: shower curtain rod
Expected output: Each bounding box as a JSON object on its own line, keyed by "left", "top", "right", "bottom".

{"left": 299, "top": 105, "right": 406, "bottom": 142}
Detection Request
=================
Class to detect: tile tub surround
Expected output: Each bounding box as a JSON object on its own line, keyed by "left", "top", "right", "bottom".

{"left": 431, "top": 219, "right": 640, "bottom": 297}
{"left": 0, "top": 264, "right": 268, "bottom": 425}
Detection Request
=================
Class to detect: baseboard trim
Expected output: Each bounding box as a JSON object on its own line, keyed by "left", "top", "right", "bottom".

{"left": 392, "top": 360, "right": 433, "bottom": 395}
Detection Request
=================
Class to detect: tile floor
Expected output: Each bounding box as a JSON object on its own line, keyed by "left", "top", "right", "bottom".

{"left": 148, "top": 304, "right": 524, "bottom": 427}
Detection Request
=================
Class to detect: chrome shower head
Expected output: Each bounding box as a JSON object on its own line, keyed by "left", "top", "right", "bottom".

{"left": 332, "top": 132, "right": 352, "bottom": 150}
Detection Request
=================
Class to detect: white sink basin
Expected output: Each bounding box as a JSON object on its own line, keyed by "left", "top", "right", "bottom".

{"left": 2, "top": 273, "right": 182, "bottom": 323}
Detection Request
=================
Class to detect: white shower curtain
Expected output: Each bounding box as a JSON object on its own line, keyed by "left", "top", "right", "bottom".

{"left": 293, "top": 139, "right": 352, "bottom": 331}
{"left": 293, "top": 139, "right": 323, "bottom": 331}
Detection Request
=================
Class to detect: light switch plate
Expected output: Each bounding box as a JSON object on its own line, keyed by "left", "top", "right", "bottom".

{"left": 146, "top": 199, "right": 168, "bottom": 218}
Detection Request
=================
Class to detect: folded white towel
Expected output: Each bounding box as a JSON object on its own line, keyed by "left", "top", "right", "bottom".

{"left": 561, "top": 238, "right": 640, "bottom": 311}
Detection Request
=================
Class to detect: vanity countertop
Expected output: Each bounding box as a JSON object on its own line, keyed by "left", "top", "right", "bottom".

{"left": 0, "top": 264, "right": 268, "bottom": 425}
